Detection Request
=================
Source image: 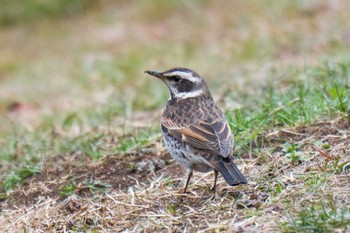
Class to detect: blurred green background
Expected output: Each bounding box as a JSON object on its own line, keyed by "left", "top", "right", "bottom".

{"left": 1, "top": 0, "right": 349, "bottom": 124}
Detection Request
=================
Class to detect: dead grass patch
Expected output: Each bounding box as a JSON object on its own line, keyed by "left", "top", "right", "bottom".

{"left": 1, "top": 148, "right": 176, "bottom": 209}
{"left": 1, "top": 116, "right": 349, "bottom": 232}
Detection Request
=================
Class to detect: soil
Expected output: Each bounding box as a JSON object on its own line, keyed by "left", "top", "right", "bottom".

{"left": 1, "top": 149, "right": 182, "bottom": 209}
{"left": 259, "top": 116, "right": 350, "bottom": 147}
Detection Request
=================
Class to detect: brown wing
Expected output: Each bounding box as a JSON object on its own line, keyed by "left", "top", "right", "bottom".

{"left": 162, "top": 116, "right": 233, "bottom": 157}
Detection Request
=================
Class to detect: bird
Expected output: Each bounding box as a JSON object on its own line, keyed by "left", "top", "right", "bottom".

{"left": 145, "top": 67, "right": 247, "bottom": 193}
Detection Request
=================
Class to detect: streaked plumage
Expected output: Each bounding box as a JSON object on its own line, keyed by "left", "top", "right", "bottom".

{"left": 145, "top": 67, "right": 247, "bottom": 192}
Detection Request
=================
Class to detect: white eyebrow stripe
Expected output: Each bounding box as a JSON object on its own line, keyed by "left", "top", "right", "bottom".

{"left": 174, "top": 89, "right": 203, "bottom": 99}
{"left": 164, "top": 71, "right": 200, "bottom": 83}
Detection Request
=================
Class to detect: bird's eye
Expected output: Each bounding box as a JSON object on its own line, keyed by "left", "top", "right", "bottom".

{"left": 172, "top": 76, "right": 181, "bottom": 82}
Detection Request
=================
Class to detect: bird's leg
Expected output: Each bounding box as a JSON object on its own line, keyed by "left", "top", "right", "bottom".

{"left": 210, "top": 170, "right": 218, "bottom": 192}
{"left": 183, "top": 170, "right": 193, "bottom": 193}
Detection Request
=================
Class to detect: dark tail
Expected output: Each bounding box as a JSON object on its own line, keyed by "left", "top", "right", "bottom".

{"left": 215, "top": 160, "right": 248, "bottom": 186}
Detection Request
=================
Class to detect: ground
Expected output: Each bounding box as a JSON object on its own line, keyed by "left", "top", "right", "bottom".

{"left": 0, "top": 1, "right": 350, "bottom": 232}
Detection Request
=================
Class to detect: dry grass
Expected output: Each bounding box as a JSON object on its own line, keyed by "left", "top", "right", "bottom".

{"left": 1, "top": 117, "right": 349, "bottom": 232}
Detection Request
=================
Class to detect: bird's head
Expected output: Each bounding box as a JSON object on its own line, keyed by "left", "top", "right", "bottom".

{"left": 145, "top": 67, "right": 209, "bottom": 101}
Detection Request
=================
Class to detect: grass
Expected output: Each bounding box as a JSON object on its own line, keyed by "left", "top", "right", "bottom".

{"left": 4, "top": 165, "right": 40, "bottom": 190}
{"left": 59, "top": 179, "right": 111, "bottom": 198}
{"left": 1, "top": 0, "right": 350, "bottom": 232}
{"left": 116, "top": 128, "right": 160, "bottom": 153}
{"left": 228, "top": 61, "right": 350, "bottom": 153}
{"left": 59, "top": 181, "right": 76, "bottom": 197}
{"left": 280, "top": 197, "right": 350, "bottom": 232}
{"left": 0, "top": 0, "right": 97, "bottom": 27}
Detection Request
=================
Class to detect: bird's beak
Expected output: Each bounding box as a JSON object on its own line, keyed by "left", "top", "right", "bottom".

{"left": 145, "top": 70, "right": 164, "bottom": 79}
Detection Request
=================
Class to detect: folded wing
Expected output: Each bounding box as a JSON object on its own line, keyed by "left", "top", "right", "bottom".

{"left": 162, "top": 116, "right": 233, "bottom": 157}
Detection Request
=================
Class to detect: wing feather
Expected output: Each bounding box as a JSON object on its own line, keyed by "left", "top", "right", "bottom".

{"left": 162, "top": 116, "right": 233, "bottom": 157}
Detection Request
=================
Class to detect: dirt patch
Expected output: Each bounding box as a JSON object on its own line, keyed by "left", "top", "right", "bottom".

{"left": 241, "top": 116, "right": 350, "bottom": 161}
{"left": 263, "top": 116, "right": 349, "bottom": 147}
{"left": 1, "top": 149, "right": 182, "bottom": 209}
